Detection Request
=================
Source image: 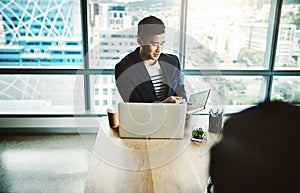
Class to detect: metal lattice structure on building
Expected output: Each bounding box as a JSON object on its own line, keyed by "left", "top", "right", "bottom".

{"left": 0, "top": 0, "right": 80, "bottom": 45}
{"left": 0, "top": 0, "right": 82, "bottom": 109}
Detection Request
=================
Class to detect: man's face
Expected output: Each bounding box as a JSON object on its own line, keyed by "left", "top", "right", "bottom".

{"left": 138, "top": 33, "right": 165, "bottom": 61}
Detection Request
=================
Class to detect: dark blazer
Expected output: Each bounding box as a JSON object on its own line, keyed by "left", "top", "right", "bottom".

{"left": 115, "top": 47, "right": 186, "bottom": 102}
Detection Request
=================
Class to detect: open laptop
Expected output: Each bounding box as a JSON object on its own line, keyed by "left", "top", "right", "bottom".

{"left": 186, "top": 89, "right": 210, "bottom": 114}
{"left": 118, "top": 103, "right": 187, "bottom": 139}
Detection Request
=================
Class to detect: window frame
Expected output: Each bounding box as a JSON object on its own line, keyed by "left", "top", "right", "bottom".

{"left": 0, "top": 0, "right": 300, "bottom": 118}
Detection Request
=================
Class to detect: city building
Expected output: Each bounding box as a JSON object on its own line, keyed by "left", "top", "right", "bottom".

{"left": 240, "top": 22, "right": 300, "bottom": 67}
{"left": 0, "top": 0, "right": 82, "bottom": 67}
{"left": 0, "top": 0, "right": 83, "bottom": 111}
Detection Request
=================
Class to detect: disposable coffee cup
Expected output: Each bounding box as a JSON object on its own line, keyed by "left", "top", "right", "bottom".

{"left": 107, "top": 107, "right": 119, "bottom": 129}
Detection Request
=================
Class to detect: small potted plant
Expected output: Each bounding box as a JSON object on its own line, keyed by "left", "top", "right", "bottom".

{"left": 191, "top": 127, "right": 207, "bottom": 141}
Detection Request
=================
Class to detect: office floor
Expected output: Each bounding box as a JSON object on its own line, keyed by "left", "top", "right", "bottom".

{"left": 0, "top": 134, "right": 97, "bottom": 193}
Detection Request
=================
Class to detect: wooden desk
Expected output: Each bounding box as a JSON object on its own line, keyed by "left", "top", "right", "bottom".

{"left": 84, "top": 115, "right": 220, "bottom": 193}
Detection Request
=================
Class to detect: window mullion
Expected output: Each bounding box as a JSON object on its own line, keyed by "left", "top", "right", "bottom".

{"left": 81, "top": 0, "right": 91, "bottom": 110}
{"left": 261, "top": 0, "right": 283, "bottom": 102}
{"left": 179, "top": 0, "right": 188, "bottom": 69}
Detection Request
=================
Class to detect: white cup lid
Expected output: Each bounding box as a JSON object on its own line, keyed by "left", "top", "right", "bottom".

{"left": 107, "top": 107, "right": 115, "bottom": 113}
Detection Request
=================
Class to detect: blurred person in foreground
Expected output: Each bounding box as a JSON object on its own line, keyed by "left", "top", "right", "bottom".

{"left": 115, "top": 16, "right": 186, "bottom": 103}
{"left": 209, "top": 101, "right": 300, "bottom": 193}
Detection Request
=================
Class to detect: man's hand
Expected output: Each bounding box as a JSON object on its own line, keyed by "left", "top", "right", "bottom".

{"left": 162, "top": 96, "right": 184, "bottom": 103}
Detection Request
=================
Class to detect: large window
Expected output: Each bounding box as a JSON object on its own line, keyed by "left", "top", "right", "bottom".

{"left": 88, "top": 0, "right": 181, "bottom": 69}
{"left": 0, "top": 0, "right": 83, "bottom": 114}
{"left": 184, "top": 0, "right": 300, "bottom": 106}
{"left": 0, "top": 0, "right": 83, "bottom": 68}
{"left": 186, "top": 0, "right": 272, "bottom": 70}
{"left": 0, "top": 0, "right": 299, "bottom": 116}
{"left": 0, "top": 75, "right": 85, "bottom": 114}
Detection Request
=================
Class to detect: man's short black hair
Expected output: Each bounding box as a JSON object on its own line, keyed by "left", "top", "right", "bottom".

{"left": 138, "top": 16, "right": 165, "bottom": 40}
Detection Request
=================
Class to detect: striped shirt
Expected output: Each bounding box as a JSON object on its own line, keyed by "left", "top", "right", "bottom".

{"left": 145, "top": 61, "right": 168, "bottom": 101}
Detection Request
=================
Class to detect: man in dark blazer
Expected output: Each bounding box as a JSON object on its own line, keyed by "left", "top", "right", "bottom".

{"left": 115, "top": 16, "right": 186, "bottom": 103}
